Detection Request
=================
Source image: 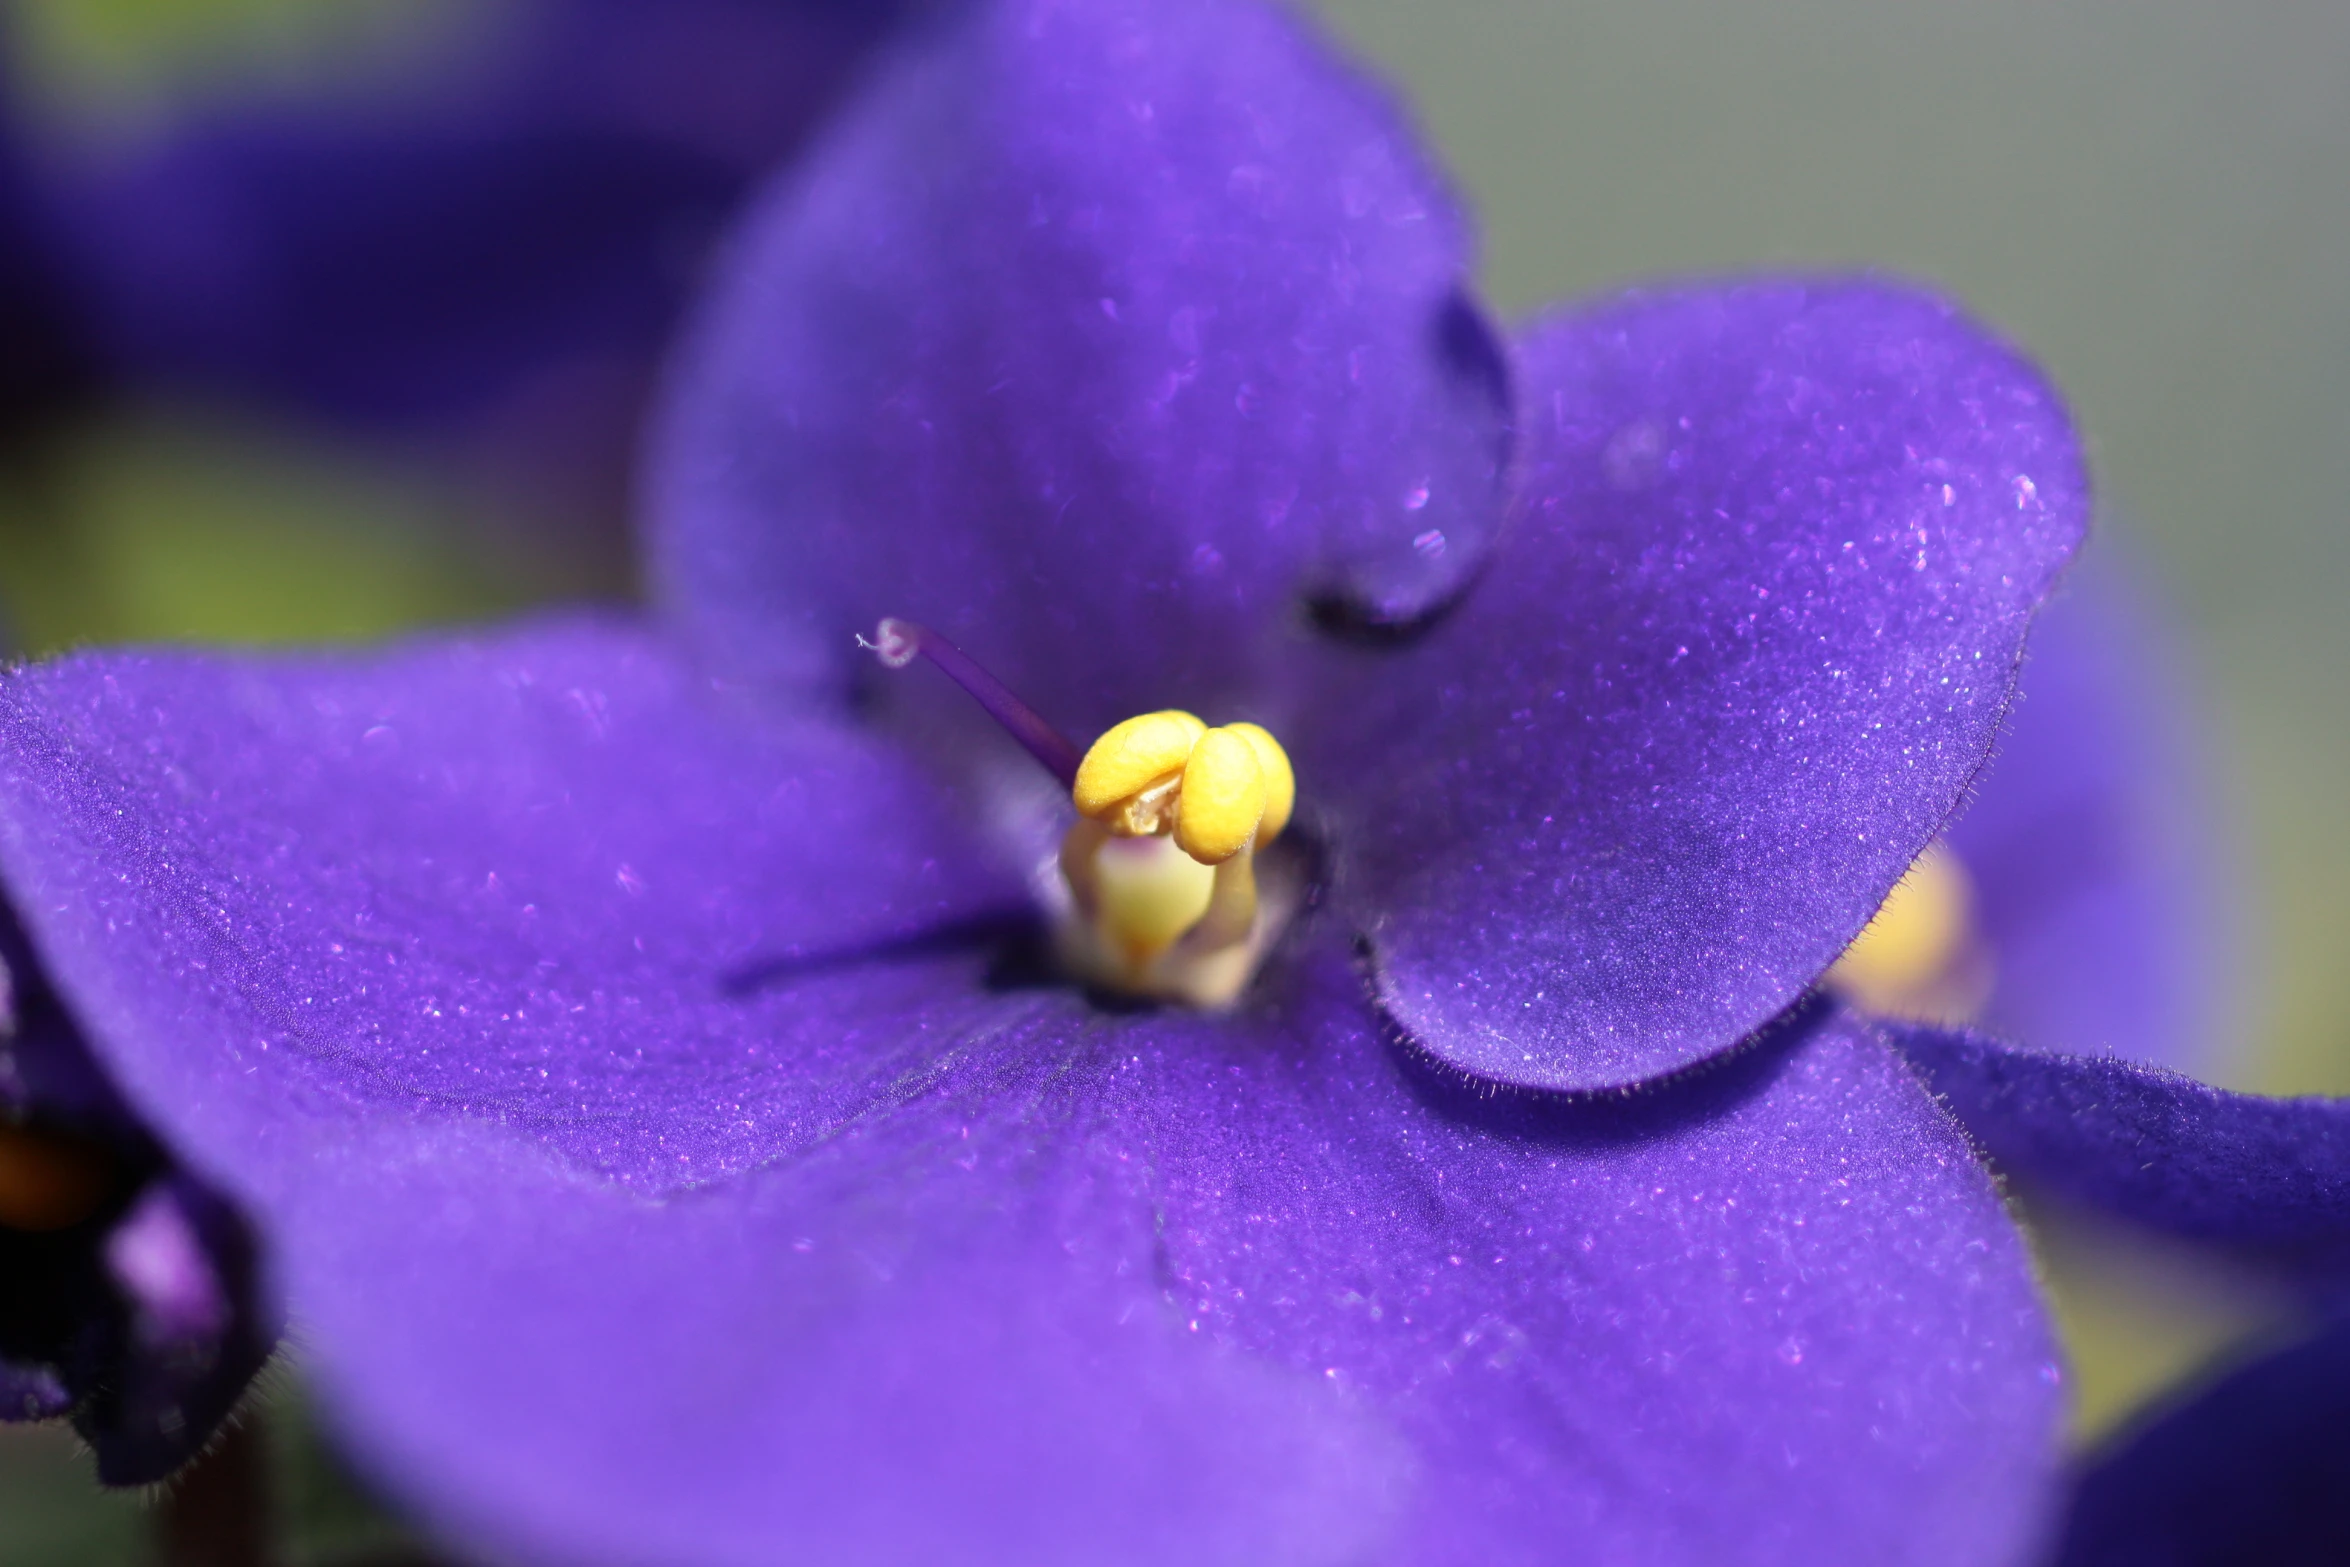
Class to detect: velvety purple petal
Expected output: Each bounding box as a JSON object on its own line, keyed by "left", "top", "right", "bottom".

{"left": 0, "top": 617, "right": 1022, "bottom": 1189}
{"left": 1884, "top": 1022, "right": 2350, "bottom": 1275}
{"left": 1948, "top": 536, "right": 2237, "bottom": 1072}
{"left": 651, "top": 0, "right": 1511, "bottom": 740}
{"left": 2054, "top": 1315, "right": 2350, "bottom": 1567}
{"left": 1321, "top": 279, "right": 2085, "bottom": 1091}
{"left": 0, "top": 614, "right": 1011, "bottom": 1484}
{"left": 289, "top": 985, "right": 2058, "bottom": 1567}
{"left": 0, "top": 627, "right": 2057, "bottom": 1559}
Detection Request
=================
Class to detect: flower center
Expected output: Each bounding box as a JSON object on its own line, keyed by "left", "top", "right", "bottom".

{"left": 1825, "top": 840, "right": 1992, "bottom": 1024}
{"left": 864, "top": 620, "right": 1296, "bottom": 1007}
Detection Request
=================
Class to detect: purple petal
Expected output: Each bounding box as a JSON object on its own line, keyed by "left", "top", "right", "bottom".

{"left": 0, "top": 616, "right": 1021, "bottom": 1191}
{"left": 3, "top": 906, "right": 145, "bottom": 1134}
{"left": 0, "top": 625, "right": 2056, "bottom": 1559}
{"left": 650, "top": 0, "right": 1511, "bottom": 740}
{"left": 1948, "top": 537, "right": 2237, "bottom": 1072}
{"left": 2054, "top": 1315, "right": 2350, "bottom": 1567}
{"left": 0, "top": 614, "right": 1011, "bottom": 1483}
{"left": 105, "top": 1181, "right": 231, "bottom": 1346}
{"left": 79, "top": 1174, "right": 273, "bottom": 1485}
{"left": 291, "top": 984, "right": 2058, "bottom": 1567}
{"left": 1885, "top": 1021, "right": 2350, "bottom": 1274}
{"left": 1324, "top": 279, "right": 2085, "bottom": 1091}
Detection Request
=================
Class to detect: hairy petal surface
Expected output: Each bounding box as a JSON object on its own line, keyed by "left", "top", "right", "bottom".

{"left": 651, "top": 0, "right": 1511, "bottom": 739}
{"left": 0, "top": 628, "right": 2053, "bottom": 1561}
{"left": 1325, "top": 279, "right": 2085, "bottom": 1090}
{"left": 1884, "top": 1022, "right": 2350, "bottom": 1276}
{"left": 295, "top": 986, "right": 2060, "bottom": 1567}
{"left": 2054, "top": 1315, "right": 2350, "bottom": 1567}
{"left": 1947, "top": 539, "right": 2235, "bottom": 1071}
{"left": 0, "top": 618, "right": 1020, "bottom": 1191}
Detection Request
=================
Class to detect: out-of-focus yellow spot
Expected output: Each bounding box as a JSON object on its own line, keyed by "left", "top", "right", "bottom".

{"left": 12, "top": 0, "right": 468, "bottom": 118}
{"left": 0, "top": 1123, "right": 114, "bottom": 1233}
{"left": 1826, "top": 840, "right": 1991, "bottom": 1023}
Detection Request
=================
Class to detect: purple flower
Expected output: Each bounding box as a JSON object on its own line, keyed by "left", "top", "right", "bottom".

{"left": 1, "top": 0, "right": 2346, "bottom": 1559}
{"left": 5, "top": 0, "right": 901, "bottom": 519}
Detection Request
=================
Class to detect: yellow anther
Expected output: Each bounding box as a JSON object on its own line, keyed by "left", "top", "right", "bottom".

{"left": 1826, "top": 840, "right": 1990, "bottom": 1023}
{"left": 1221, "top": 723, "right": 1293, "bottom": 844}
{"left": 1057, "top": 709, "right": 1299, "bottom": 1004}
{"left": 1173, "top": 727, "right": 1265, "bottom": 864}
{"left": 1072, "top": 711, "right": 1207, "bottom": 824}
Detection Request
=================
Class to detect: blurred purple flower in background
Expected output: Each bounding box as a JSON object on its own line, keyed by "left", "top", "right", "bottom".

{"left": 1941, "top": 548, "right": 2238, "bottom": 1076}
{"left": 1, "top": 0, "right": 903, "bottom": 536}
{"left": 2, "top": 0, "right": 2348, "bottom": 1561}
{"left": 1826, "top": 540, "right": 2241, "bottom": 1076}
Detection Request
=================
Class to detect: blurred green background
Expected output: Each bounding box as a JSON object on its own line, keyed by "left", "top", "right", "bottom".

{"left": 3, "top": 0, "right": 2346, "bottom": 1559}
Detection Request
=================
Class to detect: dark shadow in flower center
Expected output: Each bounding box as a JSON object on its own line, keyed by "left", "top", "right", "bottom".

{"left": 1301, "top": 586, "right": 1473, "bottom": 650}
{"left": 717, "top": 908, "right": 1045, "bottom": 1000}
{"left": 719, "top": 827, "right": 1336, "bottom": 1021}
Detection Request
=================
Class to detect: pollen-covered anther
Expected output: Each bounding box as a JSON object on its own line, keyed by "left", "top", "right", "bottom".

{"left": 1173, "top": 727, "right": 1265, "bottom": 864}
{"left": 1072, "top": 710, "right": 1206, "bottom": 833}
{"left": 1062, "top": 711, "right": 1298, "bottom": 1005}
{"left": 1072, "top": 712, "right": 1292, "bottom": 861}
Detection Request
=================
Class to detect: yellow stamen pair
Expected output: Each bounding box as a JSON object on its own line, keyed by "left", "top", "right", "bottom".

{"left": 1062, "top": 711, "right": 1295, "bottom": 1003}
{"left": 1071, "top": 711, "right": 1293, "bottom": 860}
